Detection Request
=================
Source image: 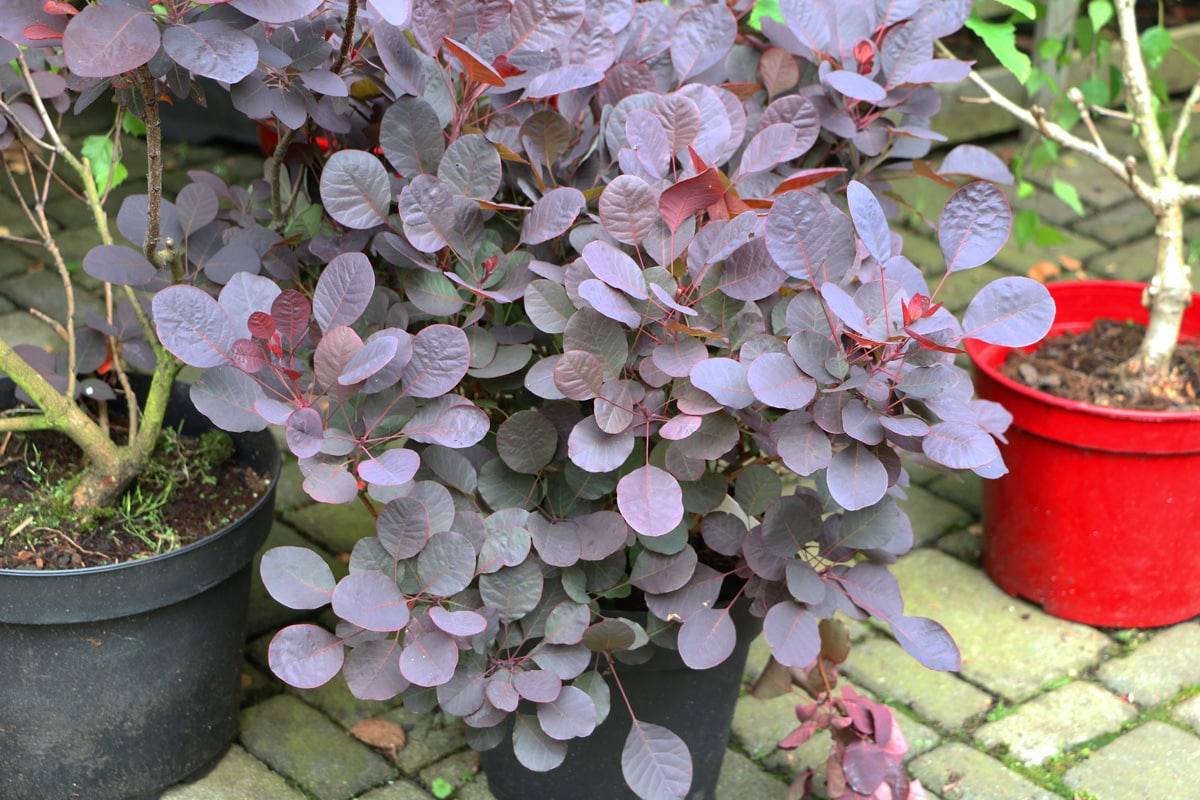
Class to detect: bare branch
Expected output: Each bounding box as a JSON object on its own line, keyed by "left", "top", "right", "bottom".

{"left": 1167, "top": 79, "right": 1200, "bottom": 175}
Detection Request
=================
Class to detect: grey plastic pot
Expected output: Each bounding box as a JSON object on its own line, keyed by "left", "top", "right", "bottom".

{"left": 0, "top": 380, "right": 279, "bottom": 800}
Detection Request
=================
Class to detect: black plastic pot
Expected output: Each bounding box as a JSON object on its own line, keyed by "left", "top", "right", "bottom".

{"left": 0, "top": 380, "right": 279, "bottom": 800}
{"left": 480, "top": 601, "right": 757, "bottom": 800}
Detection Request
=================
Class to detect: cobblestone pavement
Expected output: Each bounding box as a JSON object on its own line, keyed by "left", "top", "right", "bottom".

{"left": 3, "top": 92, "right": 1200, "bottom": 800}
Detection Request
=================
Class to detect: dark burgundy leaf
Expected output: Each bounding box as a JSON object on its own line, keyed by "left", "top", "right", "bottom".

{"left": 659, "top": 169, "right": 724, "bottom": 235}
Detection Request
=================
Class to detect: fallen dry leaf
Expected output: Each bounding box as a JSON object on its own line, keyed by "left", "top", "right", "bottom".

{"left": 349, "top": 718, "right": 407, "bottom": 761}
{"left": 1059, "top": 255, "right": 1083, "bottom": 271}
{"left": 1027, "top": 261, "right": 1060, "bottom": 282}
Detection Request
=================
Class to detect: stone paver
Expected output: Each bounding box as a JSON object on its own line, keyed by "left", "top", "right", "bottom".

{"left": 975, "top": 682, "right": 1137, "bottom": 765}
{"left": 1065, "top": 722, "right": 1200, "bottom": 800}
{"left": 356, "top": 781, "right": 435, "bottom": 800}
{"left": 240, "top": 695, "right": 395, "bottom": 800}
{"left": 715, "top": 749, "right": 789, "bottom": 799}
{"left": 383, "top": 705, "right": 472, "bottom": 778}
{"left": 909, "top": 743, "right": 1058, "bottom": 800}
{"left": 161, "top": 745, "right": 307, "bottom": 800}
{"left": 893, "top": 549, "right": 1111, "bottom": 703}
{"left": 284, "top": 500, "right": 378, "bottom": 554}
{"left": 900, "top": 484, "right": 975, "bottom": 547}
{"left": 1174, "top": 695, "right": 1200, "bottom": 733}
{"left": 1098, "top": 624, "right": 1200, "bottom": 707}
{"left": 842, "top": 636, "right": 994, "bottom": 730}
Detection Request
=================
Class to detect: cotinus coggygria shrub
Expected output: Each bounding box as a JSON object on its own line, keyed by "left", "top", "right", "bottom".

{"left": 2, "top": 0, "right": 1054, "bottom": 798}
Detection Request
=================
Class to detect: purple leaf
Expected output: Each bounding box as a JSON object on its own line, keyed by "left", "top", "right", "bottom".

{"left": 439, "top": 134, "right": 501, "bottom": 200}
{"left": 286, "top": 407, "right": 325, "bottom": 459}
{"left": 690, "top": 358, "right": 754, "bottom": 410}
{"left": 63, "top": 5, "right": 160, "bottom": 78}
{"left": 626, "top": 108, "right": 671, "bottom": 178}
{"left": 579, "top": 280, "right": 643, "bottom": 328}
{"left": 766, "top": 191, "right": 831, "bottom": 281}
{"left": 174, "top": 183, "right": 219, "bottom": 235}
{"left": 497, "top": 409, "right": 558, "bottom": 475}
{"left": 700, "top": 513, "right": 746, "bottom": 557}
{"left": 487, "top": 670, "right": 520, "bottom": 712}
{"left": 314, "top": 251, "right": 375, "bottom": 332}
{"left": 763, "top": 601, "right": 820, "bottom": 668}
{"left": 400, "top": 628, "right": 459, "bottom": 687}
{"left": 582, "top": 240, "right": 648, "bottom": 299}
{"left": 417, "top": 532, "right": 477, "bottom": 596}
{"left": 339, "top": 335, "right": 399, "bottom": 385}
{"left": 652, "top": 336, "right": 707, "bottom": 378}
{"left": 901, "top": 58, "right": 972, "bottom": 85}
{"left": 630, "top": 547, "right": 697, "bottom": 594}
{"left": 760, "top": 95, "right": 821, "bottom": 161}
{"left": 189, "top": 366, "right": 267, "bottom": 432}
{"left": 825, "top": 70, "right": 886, "bottom": 102}
{"left": 228, "top": 0, "right": 323, "bottom": 24}
{"left": 838, "top": 562, "right": 904, "bottom": 619}
{"left": 659, "top": 169, "right": 724, "bottom": 234}
{"left": 380, "top": 97, "right": 445, "bottom": 177}
{"left": 719, "top": 238, "right": 786, "bottom": 302}
{"left": 272, "top": 290, "right": 311, "bottom": 344}
{"left": 600, "top": 174, "right": 659, "bottom": 246}
{"left": 843, "top": 740, "right": 887, "bottom": 795}
{"left": 268, "top": 624, "right": 344, "bottom": 689}
{"left": 761, "top": 495, "right": 820, "bottom": 556}
{"left": 521, "top": 187, "right": 587, "bottom": 245}
{"left": 774, "top": 416, "right": 833, "bottom": 476}
{"left": 575, "top": 511, "right": 629, "bottom": 561}
{"left": 429, "top": 607, "right": 488, "bottom": 637}
{"left": 301, "top": 461, "right": 360, "bottom": 504}
{"left": 962, "top": 276, "right": 1055, "bottom": 347}
{"left": 582, "top": 618, "right": 641, "bottom": 651}
{"left": 940, "top": 144, "right": 1015, "bottom": 184}
{"left": 532, "top": 517, "right": 581, "bottom": 568}
{"left": 846, "top": 180, "right": 893, "bottom": 263}
{"left": 736, "top": 123, "right": 798, "bottom": 178}
{"left": 344, "top": 639, "right": 409, "bottom": 701}
{"left": 82, "top": 245, "right": 157, "bottom": 289}
{"left": 826, "top": 443, "right": 888, "bottom": 511}
{"left": 747, "top": 353, "right": 816, "bottom": 410}
{"left": 358, "top": 449, "right": 420, "bottom": 487}
{"left": 320, "top": 150, "right": 392, "bottom": 230}
{"left": 515, "top": 670, "right": 563, "bottom": 703}
{"left": 260, "top": 546, "right": 335, "bottom": 609}
{"left": 554, "top": 350, "right": 606, "bottom": 401}
{"left": 153, "top": 285, "right": 234, "bottom": 368}
{"left": 509, "top": 0, "right": 585, "bottom": 55}
{"left": 400, "top": 324, "right": 471, "bottom": 398}
{"left": 544, "top": 602, "right": 591, "bottom": 645}
{"left": 332, "top": 572, "right": 411, "bottom": 632}
{"left": 526, "top": 64, "right": 604, "bottom": 98}
{"left": 888, "top": 616, "right": 961, "bottom": 671}
{"left": 376, "top": 496, "right": 434, "bottom": 559}
{"left": 162, "top": 21, "right": 258, "bottom": 83}
{"left": 677, "top": 607, "right": 736, "bottom": 670}
{"left": 478, "top": 560, "right": 544, "bottom": 622}
{"left": 617, "top": 466, "right": 683, "bottom": 538}
{"left": 512, "top": 714, "right": 568, "bottom": 772}
{"left": 923, "top": 421, "right": 1001, "bottom": 469}
{"left": 839, "top": 498, "right": 902, "bottom": 549}
{"left": 538, "top": 686, "right": 597, "bottom": 740}
{"left": 939, "top": 181, "right": 1011, "bottom": 272}
{"left": 671, "top": 4, "right": 736, "bottom": 80}
{"left": 785, "top": 561, "right": 827, "bottom": 605}
{"left": 622, "top": 722, "right": 692, "bottom": 800}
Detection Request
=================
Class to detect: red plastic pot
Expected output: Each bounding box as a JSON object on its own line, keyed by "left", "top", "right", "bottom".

{"left": 966, "top": 280, "right": 1200, "bottom": 628}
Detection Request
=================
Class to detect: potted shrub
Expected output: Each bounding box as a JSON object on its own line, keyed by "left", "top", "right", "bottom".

{"left": 118, "top": 2, "right": 1051, "bottom": 799}
{"left": 3, "top": 1, "right": 1053, "bottom": 798}
{"left": 0, "top": 3, "right": 283, "bottom": 798}
{"left": 953, "top": 0, "right": 1200, "bottom": 627}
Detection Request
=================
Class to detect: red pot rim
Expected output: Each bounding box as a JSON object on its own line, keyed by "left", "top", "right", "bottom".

{"left": 965, "top": 279, "right": 1200, "bottom": 425}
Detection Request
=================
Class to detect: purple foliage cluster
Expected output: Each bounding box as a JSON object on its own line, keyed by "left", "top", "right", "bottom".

{"left": 0, "top": 1, "right": 1055, "bottom": 798}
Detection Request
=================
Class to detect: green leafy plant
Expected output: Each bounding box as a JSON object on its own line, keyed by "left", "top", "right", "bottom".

{"left": 959, "top": 0, "right": 1200, "bottom": 393}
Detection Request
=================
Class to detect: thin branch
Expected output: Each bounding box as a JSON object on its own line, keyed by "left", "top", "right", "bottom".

{"left": 1167, "top": 79, "right": 1200, "bottom": 175}
{"left": 936, "top": 39, "right": 1157, "bottom": 207}
{"left": 1113, "top": 0, "right": 1169, "bottom": 176}
{"left": 0, "top": 413, "right": 54, "bottom": 432}
{"left": 27, "top": 308, "right": 68, "bottom": 343}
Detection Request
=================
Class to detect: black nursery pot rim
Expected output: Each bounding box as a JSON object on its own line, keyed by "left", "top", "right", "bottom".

{"left": 0, "top": 379, "right": 281, "bottom": 624}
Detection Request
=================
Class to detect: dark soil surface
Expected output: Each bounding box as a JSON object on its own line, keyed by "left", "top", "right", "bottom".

{"left": 1000, "top": 317, "right": 1200, "bottom": 411}
{"left": 0, "top": 429, "right": 270, "bottom": 570}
